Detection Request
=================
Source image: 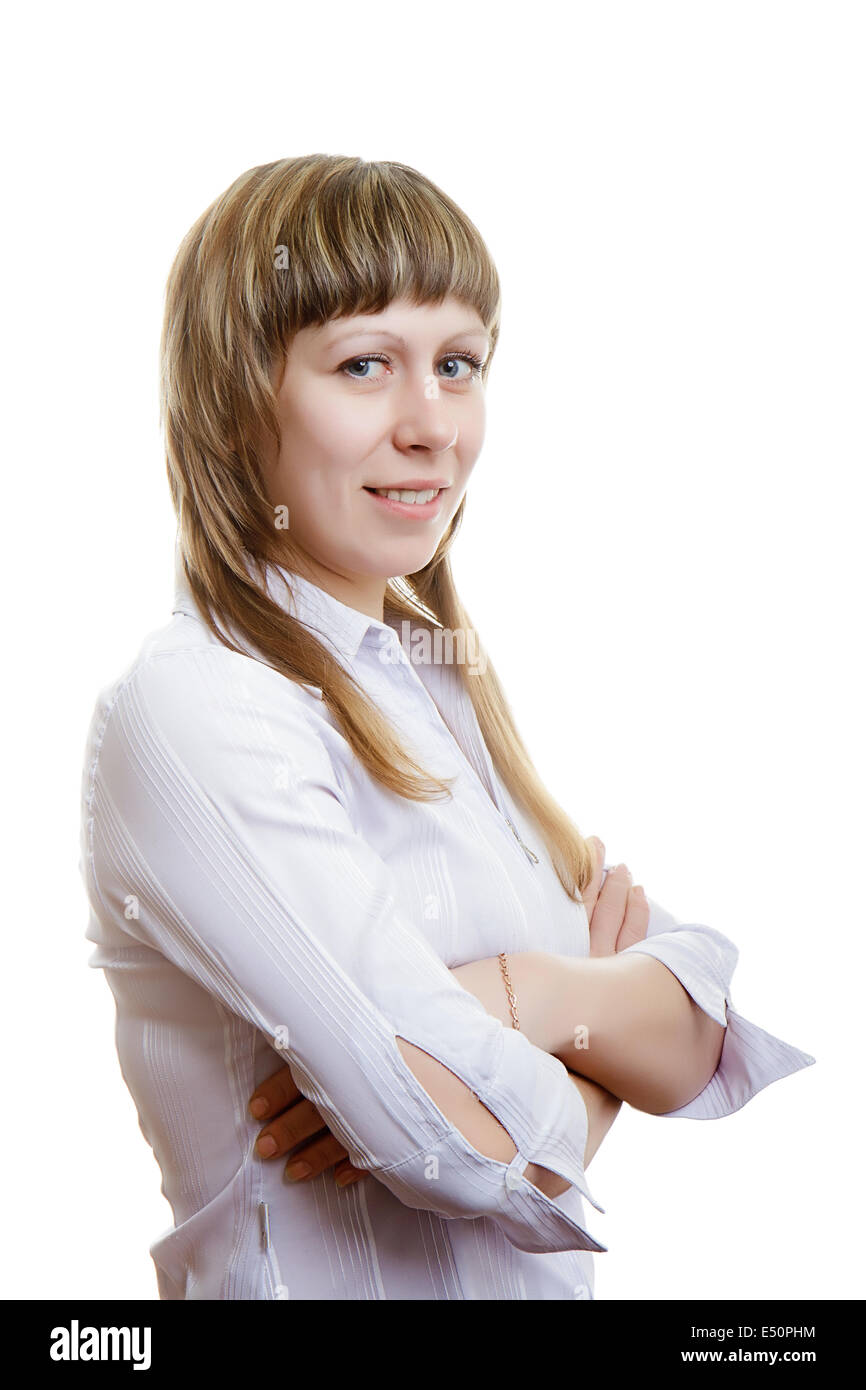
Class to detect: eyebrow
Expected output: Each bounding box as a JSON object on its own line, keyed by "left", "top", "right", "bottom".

{"left": 324, "top": 326, "right": 490, "bottom": 351}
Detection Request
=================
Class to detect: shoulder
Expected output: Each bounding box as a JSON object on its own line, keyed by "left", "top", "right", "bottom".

{"left": 82, "top": 611, "right": 340, "bottom": 811}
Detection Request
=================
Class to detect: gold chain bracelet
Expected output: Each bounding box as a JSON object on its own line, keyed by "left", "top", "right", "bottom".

{"left": 498, "top": 952, "right": 520, "bottom": 1031}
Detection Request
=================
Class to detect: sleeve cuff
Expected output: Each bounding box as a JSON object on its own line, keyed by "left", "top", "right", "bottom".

{"left": 375, "top": 1131, "right": 609, "bottom": 1255}
{"left": 618, "top": 898, "right": 816, "bottom": 1119}
{"left": 476, "top": 1023, "right": 606, "bottom": 1214}
{"left": 619, "top": 909, "right": 738, "bottom": 1026}
{"left": 382, "top": 994, "right": 610, "bottom": 1252}
{"left": 658, "top": 1004, "right": 816, "bottom": 1118}
{"left": 494, "top": 1150, "right": 610, "bottom": 1254}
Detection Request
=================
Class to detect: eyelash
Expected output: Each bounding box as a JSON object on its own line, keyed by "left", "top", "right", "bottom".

{"left": 338, "top": 350, "right": 486, "bottom": 383}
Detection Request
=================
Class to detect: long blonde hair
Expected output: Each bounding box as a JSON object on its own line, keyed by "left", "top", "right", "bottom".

{"left": 160, "top": 154, "right": 595, "bottom": 898}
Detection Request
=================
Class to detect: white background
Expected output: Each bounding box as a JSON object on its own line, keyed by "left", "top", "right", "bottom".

{"left": 3, "top": 0, "right": 861, "bottom": 1301}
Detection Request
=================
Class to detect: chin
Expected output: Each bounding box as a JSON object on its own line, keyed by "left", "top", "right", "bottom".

{"left": 375, "top": 548, "right": 441, "bottom": 579}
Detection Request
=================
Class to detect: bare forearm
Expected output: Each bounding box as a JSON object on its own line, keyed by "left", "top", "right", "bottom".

{"left": 394, "top": 1037, "right": 571, "bottom": 1200}
{"left": 550, "top": 952, "right": 726, "bottom": 1113}
{"left": 439, "top": 956, "right": 621, "bottom": 1192}
{"left": 446, "top": 956, "right": 622, "bottom": 1172}
{"left": 395, "top": 955, "right": 633, "bottom": 1204}
{"left": 449, "top": 951, "right": 725, "bottom": 1115}
{"left": 567, "top": 1071, "right": 622, "bottom": 1166}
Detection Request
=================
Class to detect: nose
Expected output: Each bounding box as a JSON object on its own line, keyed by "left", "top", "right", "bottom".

{"left": 391, "top": 382, "right": 460, "bottom": 453}
{"left": 393, "top": 414, "right": 459, "bottom": 454}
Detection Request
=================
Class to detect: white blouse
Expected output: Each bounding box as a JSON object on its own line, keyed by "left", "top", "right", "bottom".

{"left": 79, "top": 542, "right": 815, "bottom": 1300}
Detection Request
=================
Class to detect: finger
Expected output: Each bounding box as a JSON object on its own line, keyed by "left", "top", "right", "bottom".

{"left": 248, "top": 1064, "right": 302, "bottom": 1121}
{"left": 255, "top": 1097, "right": 328, "bottom": 1160}
{"left": 580, "top": 837, "right": 606, "bottom": 923}
{"left": 615, "top": 884, "right": 650, "bottom": 952}
{"left": 285, "top": 1134, "right": 369, "bottom": 1187}
{"left": 333, "top": 1158, "right": 369, "bottom": 1186}
{"left": 284, "top": 1131, "right": 350, "bottom": 1181}
{"left": 588, "top": 863, "right": 632, "bottom": 956}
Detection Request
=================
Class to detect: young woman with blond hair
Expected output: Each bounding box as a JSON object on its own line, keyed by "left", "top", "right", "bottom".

{"left": 80, "top": 154, "right": 814, "bottom": 1300}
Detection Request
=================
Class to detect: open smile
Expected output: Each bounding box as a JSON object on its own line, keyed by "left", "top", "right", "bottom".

{"left": 363, "top": 484, "right": 449, "bottom": 517}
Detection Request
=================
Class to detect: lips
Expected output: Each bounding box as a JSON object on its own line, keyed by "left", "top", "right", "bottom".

{"left": 364, "top": 485, "right": 447, "bottom": 515}
{"left": 364, "top": 482, "right": 450, "bottom": 492}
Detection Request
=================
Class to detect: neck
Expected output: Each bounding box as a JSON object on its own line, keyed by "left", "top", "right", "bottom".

{"left": 293, "top": 556, "right": 388, "bottom": 622}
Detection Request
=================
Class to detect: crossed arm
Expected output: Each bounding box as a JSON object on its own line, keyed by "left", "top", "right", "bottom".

{"left": 441, "top": 948, "right": 726, "bottom": 1194}
{"left": 451, "top": 948, "right": 726, "bottom": 1112}
{"left": 250, "top": 950, "right": 725, "bottom": 1202}
{"left": 249, "top": 853, "right": 727, "bottom": 1199}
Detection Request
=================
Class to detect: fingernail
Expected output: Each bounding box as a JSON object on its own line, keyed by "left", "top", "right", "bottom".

{"left": 257, "top": 1135, "right": 278, "bottom": 1157}
{"left": 335, "top": 1170, "right": 358, "bottom": 1187}
{"left": 286, "top": 1161, "right": 312, "bottom": 1180}
{"left": 249, "top": 1098, "right": 269, "bottom": 1118}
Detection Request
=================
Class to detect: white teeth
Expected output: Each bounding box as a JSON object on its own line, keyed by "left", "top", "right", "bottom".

{"left": 372, "top": 487, "right": 439, "bottom": 504}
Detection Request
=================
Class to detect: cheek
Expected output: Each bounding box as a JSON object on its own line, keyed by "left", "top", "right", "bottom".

{"left": 281, "top": 392, "right": 378, "bottom": 474}
{"left": 458, "top": 394, "right": 486, "bottom": 450}
{"left": 457, "top": 416, "right": 486, "bottom": 473}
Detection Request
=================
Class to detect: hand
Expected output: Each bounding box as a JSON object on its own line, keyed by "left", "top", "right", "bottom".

{"left": 582, "top": 836, "right": 650, "bottom": 956}
{"left": 249, "top": 1066, "right": 369, "bottom": 1188}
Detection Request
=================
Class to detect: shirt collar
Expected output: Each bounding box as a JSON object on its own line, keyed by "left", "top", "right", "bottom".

{"left": 171, "top": 539, "right": 400, "bottom": 662}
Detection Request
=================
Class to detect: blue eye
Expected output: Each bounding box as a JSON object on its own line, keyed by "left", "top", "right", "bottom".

{"left": 341, "top": 355, "right": 387, "bottom": 381}
{"left": 439, "top": 353, "right": 486, "bottom": 380}
{"left": 339, "top": 351, "right": 486, "bottom": 383}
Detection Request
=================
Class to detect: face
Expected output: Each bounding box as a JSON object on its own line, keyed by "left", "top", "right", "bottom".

{"left": 261, "top": 295, "right": 489, "bottom": 619}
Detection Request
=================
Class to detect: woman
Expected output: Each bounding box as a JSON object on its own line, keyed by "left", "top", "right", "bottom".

{"left": 80, "top": 154, "right": 815, "bottom": 1300}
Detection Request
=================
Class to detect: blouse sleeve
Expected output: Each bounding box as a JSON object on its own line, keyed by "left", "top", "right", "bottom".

{"left": 82, "top": 644, "right": 607, "bottom": 1257}
{"left": 616, "top": 896, "right": 816, "bottom": 1118}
